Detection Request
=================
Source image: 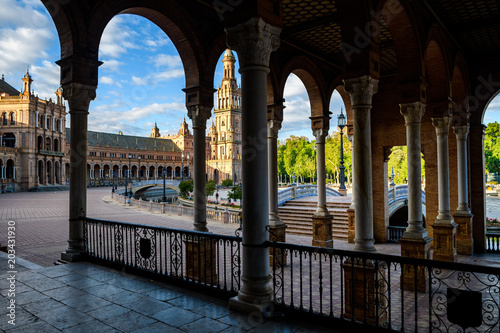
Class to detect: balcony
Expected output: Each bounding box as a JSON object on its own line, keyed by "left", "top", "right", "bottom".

{"left": 39, "top": 150, "right": 65, "bottom": 157}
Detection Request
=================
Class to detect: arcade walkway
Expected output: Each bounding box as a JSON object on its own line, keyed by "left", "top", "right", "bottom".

{"left": 0, "top": 251, "right": 337, "bottom": 332}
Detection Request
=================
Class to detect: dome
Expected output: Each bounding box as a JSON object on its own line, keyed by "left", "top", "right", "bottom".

{"left": 223, "top": 49, "right": 235, "bottom": 60}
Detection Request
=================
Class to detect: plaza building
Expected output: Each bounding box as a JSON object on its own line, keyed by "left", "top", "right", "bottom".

{"left": 17, "top": 1, "right": 500, "bottom": 330}
{"left": 1, "top": 53, "right": 244, "bottom": 191}
{"left": 0, "top": 69, "right": 67, "bottom": 192}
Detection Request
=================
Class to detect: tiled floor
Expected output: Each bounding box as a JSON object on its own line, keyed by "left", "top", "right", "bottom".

{"left": 0, "top": 251, "right": 340, "bottom": 332}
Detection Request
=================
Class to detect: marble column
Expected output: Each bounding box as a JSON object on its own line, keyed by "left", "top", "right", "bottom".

{"left": 453, "top": 124, "right": 473, "bottom": 255}
{"left": 399, "top": 102, "right": 432, "bottom": 292}
{"left": 347, "top": 133, "right": 355, "bottom": 243}
{"left": 188, "top": 105, "right": 212, "bottom": 232}
{"left": 312, "top": 128, "right": 333, "bottom": 248}
{"left": 432, "top": 115, "right": 457, "bottom": 261}
{"left": 61, "top": 83, "right": 96, "bottom": 262}
{"left": 226, "top": 16, "right": 281, "bottom": 314}
{"left": 267, "top": 115, "right": 287, "bottom": 264}
{"left": 344, "top": 76, "right": 378, "bottom": 252}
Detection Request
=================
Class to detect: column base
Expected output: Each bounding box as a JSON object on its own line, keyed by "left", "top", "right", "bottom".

{"left": 60, "top": 251, "right": 83, "bottom": 262}
{"left": 347, "top": 208, "right": 355, "bottom": 243}
{"left": 185, "top": 237, "right": 217, "bottom": 285}
{"left": 454, "top": 212, "right": 473, "bottom": 256}
{"left": 342, "top": 259, "right": 387, "bottom": 325}
{"left": 400, "top": 236, "right": 432, "bottom": 293}
{"left": 432, "top": 222, "right": 458, "bottom": 262}
{"left": 230, "top": 275, "right": 273, "bottom": 314}
{"left": 268, "top": 224, "right": 287, "bottom": 266}
{"left": 338, "top": 188, "right": 347, "bottom": 196}
{"left": 312, "top": 215, "right": 333, "bottom": 248}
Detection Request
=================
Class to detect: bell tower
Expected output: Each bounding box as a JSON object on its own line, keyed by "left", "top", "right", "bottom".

{"left": 208, "top": 49, "right": 242, "bottom": 183}
{"left": 22, "top": 67, "right": 32, "bottom": 96}
{"left": 150, "top": 121, "right": 161, "bottom": 138}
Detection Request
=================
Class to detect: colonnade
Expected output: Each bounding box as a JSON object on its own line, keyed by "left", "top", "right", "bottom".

{"left": 60, "top": 15, "right": 475, "bottom": 312}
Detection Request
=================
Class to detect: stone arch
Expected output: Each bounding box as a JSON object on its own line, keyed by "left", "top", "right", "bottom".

{"left": 424, "top": 31, "right": 451, "bottom": 107}
{"left": 9, "top": 112, "right": 15, "bottom": 125}
{"left": 280, "top": 56, "right": 328, "bottom": 119}
{"left": 450, "top": 53, "right": 470, "bottom": 124}
{"left": 2, "top": 112, "right": 7, "bottom": 125}
{"left": 38, "top": 160, "right": 45, "bottom": 184}
{"left": 378, "top": 0, "right": 425, "bottom": 97}
{"left": 89, "top": 5, "right": 205, "bottom": 88}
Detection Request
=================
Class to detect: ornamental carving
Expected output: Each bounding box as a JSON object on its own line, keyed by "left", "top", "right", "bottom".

{"left": 267, "top": 119, "right": 282, "bottom": 138}
{"left": 61, "top": 83, "right": 97, "bottom": 113}
{"left": 432, "top": 116, "right": 451, "bottom": 136}
{"left": 453, "top": 125, "right": 469, "bottom": 141}
{"left": 187, "top": 105, "right": 212, "bottom": 128}
{"left": 400, "top": 102, "right": 426, "bottom": 125}
{"left": 343, "top": 76, "right": 379, "bottom": 106}
{"left": 312, "top": 128, "right": 328, "bottom": 143}
{"left": 225, "top": 17, "right": 281, "bottom": 68}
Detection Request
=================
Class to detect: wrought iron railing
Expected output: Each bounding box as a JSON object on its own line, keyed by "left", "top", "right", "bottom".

{"left": 84, "top": 218, "right": 500, "bottom": 332}
{"left": 83, "top": 218, "right": 241, "bottom": 296}
{"left": 267, "top": 240, "right": 500, "bottom": 332}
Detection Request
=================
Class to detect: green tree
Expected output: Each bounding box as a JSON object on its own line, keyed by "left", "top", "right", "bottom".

{"left": 178, "top": 180, "right": 193, "bottom": 197}
{"left": 227, "top": 185, "right": 242, "bottom": 201}
{"left": 221, "top": 178, "right": 233, "bottom": 187}
{"left": 206, "top": 180, "right": 216, "bottom": 197}
{"left": 485, "top": 122, "right": 500, "bottom": 175}
{"left": 387, "top": 146, "right": 425, "bottom": 185}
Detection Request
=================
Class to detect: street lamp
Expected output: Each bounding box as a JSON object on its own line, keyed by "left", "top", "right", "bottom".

{"left": 390, "top": 166, "right": 396, "bottom": 187}
{"left": 181, "top": 152, "right": 184, "bottom": 181}
{"left": 112, "top": 171, "right": 115, "bottom": 193}
{"left": 187, "top": 153, "right": 190, "bottom": 180}
{"left": 338, "top": 108, "right": 346, "bottom": 194}
{"left": 128, "top": 153, "right": 132, "bottom": 197}
{"left": 162, "top": 168, "right": 167, "bottom": 203}
{"left": 138, "top": 155, "right": 141, "bottom": 183}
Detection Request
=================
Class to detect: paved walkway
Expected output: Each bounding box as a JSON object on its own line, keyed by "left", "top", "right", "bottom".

{"left": 0, "top": 251, "right": 337, "bottom": 332}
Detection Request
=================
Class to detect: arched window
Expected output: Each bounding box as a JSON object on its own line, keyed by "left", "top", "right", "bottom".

{"left": 54, "top": 139, "right": 59, "bottom": 152}
{"left": 10, "top": 112, "right": 15, "bottom": 125}
{"left": 6, "top": 159, "right": 14, "bottom": 179}
{"left": 2, "top": 113, "right": 7, "bottom": 125}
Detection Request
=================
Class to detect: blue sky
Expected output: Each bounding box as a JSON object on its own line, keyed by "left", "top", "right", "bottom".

{"left": 2, "top": 0, "right": 500, "bottom": 141}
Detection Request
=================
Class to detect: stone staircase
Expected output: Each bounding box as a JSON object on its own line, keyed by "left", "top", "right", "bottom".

{"left": 278, "top": 197, "right": 351, "bottom": 240}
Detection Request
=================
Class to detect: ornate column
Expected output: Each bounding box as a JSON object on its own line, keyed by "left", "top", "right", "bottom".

{"left": 61, "top": 83, "right": 96, "bottom": 262}
{"left": 312, "top": 127, "right": 333, "bottom": 248}
{"left": 432, "top": 115, "right": 457, "bottom": 261}
{"left": 344, "top": 76, "right": 378, "bottom": 253}
{"left": 187, "top": 105, "right": 212, "bottom": 232}
{"left": 399, "top": 102, "right": 432, "bottom": 292}
{"left": 453, "top": 123, "right": 473, "bottom": 255}
{"left": 226, "top": 16, "right": 281, "bottom": 314}
{"left": 347, "top": 133, "right": 355, "bottom": 243}
{"left": 267, "top": 112, "right": 287, "bottom": 264}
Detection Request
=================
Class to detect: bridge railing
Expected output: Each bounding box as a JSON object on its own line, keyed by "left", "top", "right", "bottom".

{"left": 278, "top": 185, "right": 342, "bottom": 206}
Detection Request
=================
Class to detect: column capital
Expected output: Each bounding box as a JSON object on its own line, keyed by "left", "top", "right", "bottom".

{"left": 225, "top": 16, "right": 281, "bottom": 69}
{"left": 453, "top": 125, "right": 469, "bottom": 141}
{"left": 62, "top": 83, "right": 97, "bottom": 113}
{"left": 400, "top": 102, "right": 426, "bottom": 125}
{"left": 187, "top": 105, "right": 212, "bottom": 128}
{"left": 267, "top": 119, "right": 282, "bottom": 139}
{"left": 313, "top": 128, "right": 328, "bottom": 144}
{"left": 432, "top": 116, "right": 451, "bottom": 136}
{"left": 343, "top": 75, "right": 379, "bottom": 107}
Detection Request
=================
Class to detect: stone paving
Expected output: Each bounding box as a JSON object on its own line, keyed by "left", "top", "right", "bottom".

{"left": 0, "top": 251, "right": 338, "bottom": 332}
{"left": 1, "top": 188, "right": 500, "bottom": 332}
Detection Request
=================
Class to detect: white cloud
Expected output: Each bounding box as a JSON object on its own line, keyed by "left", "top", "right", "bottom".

{"left": 99, "top": 76, "right": 122, "bottom": 88}
{"left": 152, "top": 54, "right": 182, "bottom": 68}
{"left": 100, "top": 59, "right": 123, "bottom": 72}
{"left": 88, "top": 101, "right": 186, "bottom": 136}
{"left": 284, "top": 74, "right": 308, "bottom": 99}
{"left": 29, "top": 60, "right": 60, "bottom": 100}
{"left": 131, "top": 76, "right": 148, "bottom": 86}
{"left": 99, "top": 16, "right": 140, "bottom": 58}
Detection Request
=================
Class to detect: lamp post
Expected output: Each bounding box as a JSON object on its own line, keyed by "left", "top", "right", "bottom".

{"left": 112, "top": 171, "right": 115, "bottom": 193}
{"left": 338, "top": 108, "right": 346, "bottom": 195}
{"left": 162, "top": 168, "right": 167, "bottom": 203}
{"left": 390, "top": 166, "right": 396, "bottom": 187}
{"left": 187, "top": 153, "right": 190, "bottom": 180}
{"left": 128, "top": 153, "right": 132, "bottom": 197}
{"left": 181, "top": 152, "right": 184, "bottom": 181}
{"left": 124, "top": 169, "right": 128, "bottom": 197}
{"left": 138, "top": 155, "right": 141, "bottom": 183}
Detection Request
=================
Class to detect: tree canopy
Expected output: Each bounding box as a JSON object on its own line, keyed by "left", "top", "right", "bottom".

{"left": 485, "top": 122, "right": 500, "bottom": 175}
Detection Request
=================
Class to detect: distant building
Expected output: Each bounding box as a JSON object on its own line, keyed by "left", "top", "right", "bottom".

{"left": 0, "top": 50, "right": 242, "bottom": 191}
